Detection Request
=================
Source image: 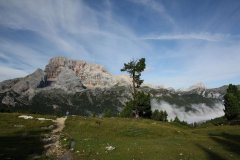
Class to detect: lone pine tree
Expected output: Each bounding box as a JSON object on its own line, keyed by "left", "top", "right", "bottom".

{"left": 121, "top": 58, "right": 151, "bottom": 118}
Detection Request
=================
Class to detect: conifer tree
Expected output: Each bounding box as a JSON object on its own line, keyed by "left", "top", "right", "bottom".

{"left": 224, "top": 84, "right": 240, "bottom": 120}
{"left": 121, "top": 58, "right": 145, "bottom": 98}
{"left": 121, "top": 58, "right": 151, "bottom": 118}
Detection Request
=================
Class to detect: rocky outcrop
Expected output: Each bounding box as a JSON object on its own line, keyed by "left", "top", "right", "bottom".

{"left": 187, "top": 82, "right": 207, "bottom": 92}
{"left": 0, "top": 78, "right": 22, "bottom": 93}
{"left": 0, "top": 57, "right": 131, "bottom": 106}
{"left": 54, "top": 68, "right": 85, "bottom": 92}
{"left": 45, "top": 57, "right": 122, "bottom": 88}
{"left": 0, "top": 69, "right": 44, "bottom": 96}
{"left": 12, "top": 69, "right": 45, "bottom": 94}
{"left": 2, "top": 94, "right": 15, "bottom": 106}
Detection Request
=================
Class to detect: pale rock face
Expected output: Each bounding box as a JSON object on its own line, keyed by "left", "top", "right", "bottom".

{"left": 114, "top": 75, "right": 132, "bottom": 86}
{"left": 2, "top": 95, "right": 15, "bottom": 106}
{"left": 188, "top": 82, "right": 207, "bottom": 91}
{"left": 45, "top": 57, "right": 130, "bottom": 88}
{"left": 0, "top": 69, "right": 45, "bottom": 95}
{"left": 0, "top": 56, "right": 131, "bottom": 101}
{"left": 0, "top": 78, "right": 22, "bottom": 93}
{"left": 54, "top": 67, "right": 85, "bottom": 92}
{"left": 12, "top": 69, "right": 44, "bottom": 93}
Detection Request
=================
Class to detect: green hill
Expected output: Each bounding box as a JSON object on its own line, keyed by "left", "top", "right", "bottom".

{"left": 62, "top": 116, "right": 240, "bottom": 160}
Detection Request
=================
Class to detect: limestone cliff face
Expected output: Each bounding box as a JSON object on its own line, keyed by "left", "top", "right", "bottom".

{"left": 0, "top": 69, "right": 45, "bottom": 95}
{"left": 45, "top": 57, "right": 129, "bottom": 88}
{"left": 0, "top": 56, "right": 131, "bottom": 105}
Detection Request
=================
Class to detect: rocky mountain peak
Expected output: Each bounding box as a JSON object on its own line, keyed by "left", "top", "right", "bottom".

{"left": 188, "top": 82, "right": 207, "bottom": 91}
{"left": 44, "top": 56, "right": 128, "bottom": 88}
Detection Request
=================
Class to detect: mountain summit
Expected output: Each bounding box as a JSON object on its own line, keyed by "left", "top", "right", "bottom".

{"left": 0, "top": 56, "right": 131, "bottom": 95}
{"left": 0, "top": 57, "right": 132, "bottom": 115}
{"left": 45, "top": 57, "right": 127, "bottom": 88}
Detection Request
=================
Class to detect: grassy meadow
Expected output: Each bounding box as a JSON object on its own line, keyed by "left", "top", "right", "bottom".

{"left": 0, "top": 113, "right": 55, "bottom": 160}
{"left": 62, "top": 116, "right": 240, "bottom": 160}
{"left": 0, "top": 113, "right": 240, "bottom": 160}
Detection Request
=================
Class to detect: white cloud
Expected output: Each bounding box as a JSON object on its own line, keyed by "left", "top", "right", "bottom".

{"left": 141, "top": 33, "right": 229, "bottom": 41}
{"left": 0, "top": 0, "right": 151, "bottom": 75}
{"left": 130, "top": 0, "right": 174, "bottom": 24}
{"left": 0, "top": 39, "right": 49, "bottom": 70}
{"left": 0, "top": 66, "right": 28, "bottom": 81}
{"left": 151, "top": 99, "right": 224, "bottom": 123}
{"left": 145, "top": 39, "right": 240, "bottom": 89}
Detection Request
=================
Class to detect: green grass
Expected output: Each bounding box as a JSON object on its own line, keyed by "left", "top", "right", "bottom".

{"left": 62, "top": 116, "right": 240, "bottom": 160}
{"left": 0, "top": 113, "right": 56, "bottom": 160}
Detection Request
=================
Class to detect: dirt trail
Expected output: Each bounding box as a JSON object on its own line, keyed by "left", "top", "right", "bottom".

{"left": 53, "top": 117, "right": 66, "bottom": 133}
{"left": 45, "top": 117, "right": 72, "bottom": 159}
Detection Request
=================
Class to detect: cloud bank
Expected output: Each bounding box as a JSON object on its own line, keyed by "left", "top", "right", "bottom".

{"left": 151, "top": 99, "right": 224, "bottom": 123}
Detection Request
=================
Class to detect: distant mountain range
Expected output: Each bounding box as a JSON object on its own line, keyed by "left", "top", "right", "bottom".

{"left": 0, "top": 57, "right": 236, "bottom": 120}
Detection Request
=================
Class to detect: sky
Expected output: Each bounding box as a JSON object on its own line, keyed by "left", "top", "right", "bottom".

{"left": 0, "top": 0, "right": 240, "bottom": 89}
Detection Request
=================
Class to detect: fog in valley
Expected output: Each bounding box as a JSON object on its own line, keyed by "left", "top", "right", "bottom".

{"left": 151, "top": 99, "right": 225, "bottom": 123}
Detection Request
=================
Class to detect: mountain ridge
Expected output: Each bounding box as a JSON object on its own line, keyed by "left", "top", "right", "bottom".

{"left": 0, "top": 57, "right": 237, "bottom": 122}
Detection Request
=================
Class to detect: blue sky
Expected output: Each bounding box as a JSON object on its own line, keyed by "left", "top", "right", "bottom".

{"left": 0, "top": 0, "right": 240, "bottom": 89}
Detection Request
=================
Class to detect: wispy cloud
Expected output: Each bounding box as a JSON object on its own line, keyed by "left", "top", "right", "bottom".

{"left": 130, "top": 0, "right": 174, "bottom": 24}
{"left": 0, "top": 0, "right": 239, "bottom": 88}
{"left": 0, "top": 66, "right": 28, "bottom": 81}
{"left": 0, "top": 39, "right": 49, "bottom": 70}
{"left": 141, "top": 33, "right": 230, "bottom": 41}
{"left": 0, "top": 0, "right": 151, "bottom": 77}
{"left": 145, "top": 40, "right": 240, "bottom": 89}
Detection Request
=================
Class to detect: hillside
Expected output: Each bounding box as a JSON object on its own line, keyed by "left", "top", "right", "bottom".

{"left": 61, "top": 116, "right": 240, "bottom": 160}
{"left": 1, "top": 113, "right": 240, "bottom": 160}
{"left": 0, "top": 113, "right": 55, "bottom": 159}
